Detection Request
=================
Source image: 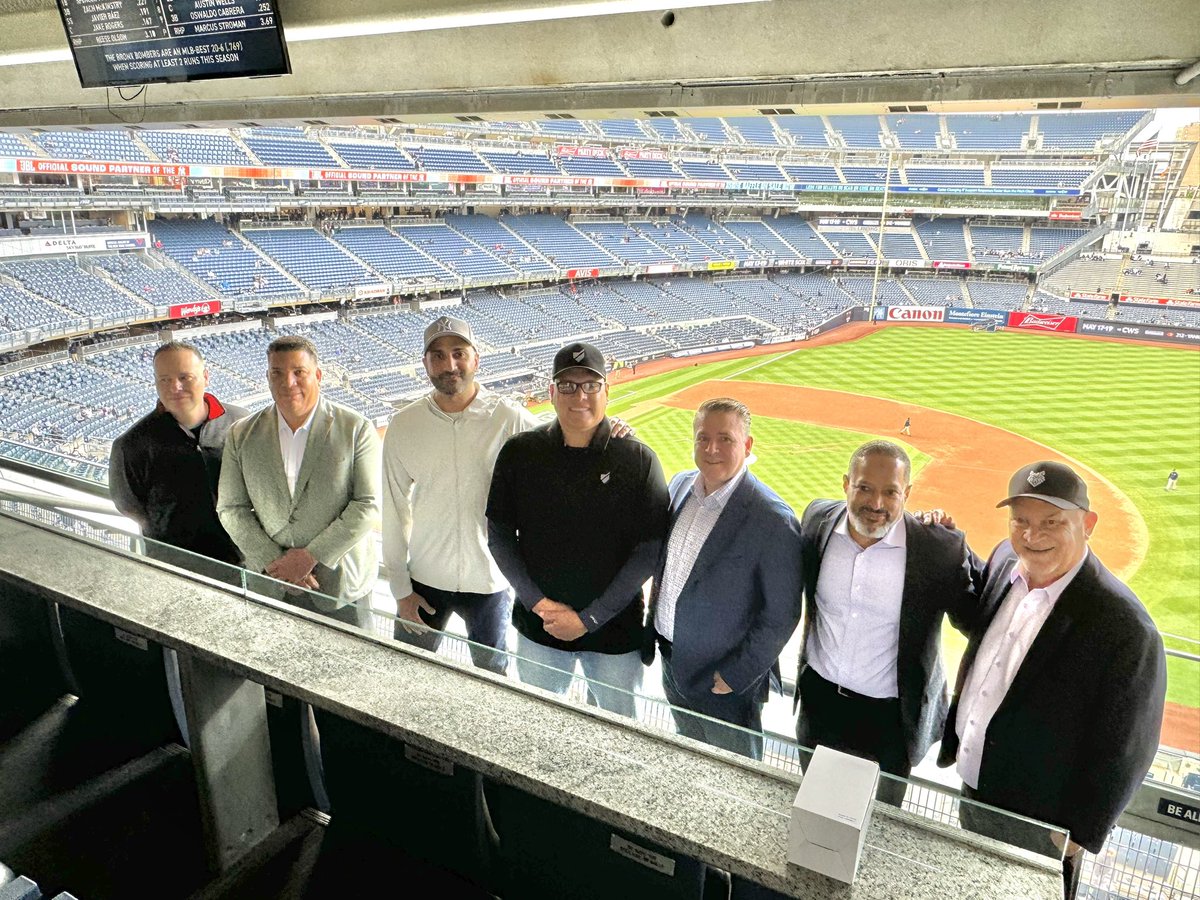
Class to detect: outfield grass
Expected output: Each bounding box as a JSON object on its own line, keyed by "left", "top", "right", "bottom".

{"left": 605, "top": 328, "right": 1200, "bottom": 709}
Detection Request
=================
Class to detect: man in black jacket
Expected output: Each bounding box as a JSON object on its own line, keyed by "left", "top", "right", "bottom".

{"left": 795, "top": 441, "right": 983, "bottom": 804}
{"left": 487, "top": 342, "right": 668, "bottom": 718}
{"left": 940, "top": 461, "right": 1166, "bottom": 900}
{"left": 109, "top": 341, "right": 248, "bottom": 572}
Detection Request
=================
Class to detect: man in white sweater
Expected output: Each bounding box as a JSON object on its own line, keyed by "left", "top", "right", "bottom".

{"left": 382, "top": 316, "right": 536, "bottom": 673}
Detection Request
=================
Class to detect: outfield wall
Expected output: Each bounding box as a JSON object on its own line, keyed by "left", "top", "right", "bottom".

{"left": 872, "top": 305, "right": 1200, "bottom": 347}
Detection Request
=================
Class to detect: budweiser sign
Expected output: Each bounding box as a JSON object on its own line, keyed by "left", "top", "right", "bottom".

{"left": 169, "top": 301, "right": 221, "bottom": 319}
{"left": 886, "top": 306, "right": 946, "bottom": 322}
{"left": 1007, "top": 311, "right": 1077, "bottom": 333}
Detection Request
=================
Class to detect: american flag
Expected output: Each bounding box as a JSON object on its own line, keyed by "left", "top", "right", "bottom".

{"left": 1136, "top": 131, "right": 1160, "bottom": 154}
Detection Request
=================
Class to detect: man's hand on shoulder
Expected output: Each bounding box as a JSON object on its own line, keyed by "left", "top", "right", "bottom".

{"left": 397, "top": 590, "right": 436, "bottom": 634}
{"left": 911, "top": 508, "right": 957, "bottom": 530}
{"left": 711, "top": 671, "right": 733, "bottom": 695}
{"left": 609, "top": 417, "right": 636, "bottom": 439}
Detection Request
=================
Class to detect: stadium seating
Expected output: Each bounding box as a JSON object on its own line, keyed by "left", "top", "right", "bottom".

{"left": 140, "top": 130, "right": 254, "bottom": 166}
{"left": 242, "top": 228, "right": 381, "bottom": 292}
{"left": 770, "top": 217, "right": 837, "bottom": 259}
{"left": 946, "top": 114, "right": 1031, "bottom": 150}
{"left": 1037, "top": 111, "right": 1145, "bottom": 150}
{"left": 331, "top": 225, "right": 453, "bottom": 284}
{"left": 966, "top": 281, "right": 1030, "bottom": 311}
{"left": 33, "top": 131, "right": 151, "bottom": 161}
{"left": 906, "top": 167, "right": 986, "bottom": 188}
{"left": 241, "top": 131, "right": 339, "bottom": 167}
{"left": 149, "top": 219, "right": 300, "bottom": 297}
{"left": 92, "top": 253, "right": 214, "bottom": 306}
{"left": 498, "top": 214, "right": 619, "bottom": 270}
{"left": 914, "top": 219, "right": 970, "bottom": 261}
{"left": 1, "top": 259, "right": 153, "bottom": 320}
{"left": 407, "top": 146, "right": 491, "bottom": 173}
{"left": 725, "top": 117, "right": 783, "bottom": 146}
{"left": 821, "top": 230, "right": 878, "bottom": 259}
{"left": 886, "top": 115, "right": 940, "bottom": 150}
{"left": 328, "top": 140, "right": 417, "bottom": 170}
{"left": 390, "top": 222, "right": 518, "bottom": 282}
{"left": 782, "top": 164, "right": 841, "bottom": 185}
{"left": 479, "top": 151, "right": 562, "bottom": 176}
{"left": 773, "top": 116, "right": 832, "bottom": 148}
{"left": 620, "top": 156, "right": 684, "bottom": 178}
{"left": 827, "top": 115, "right": 885, "bottom": 149}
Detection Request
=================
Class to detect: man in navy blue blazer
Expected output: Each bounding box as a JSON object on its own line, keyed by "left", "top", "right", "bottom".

{"left": 645, "top": 398, "right": 802, "bottom": 760}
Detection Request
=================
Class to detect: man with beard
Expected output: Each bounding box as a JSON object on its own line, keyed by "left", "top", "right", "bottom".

{"left": 795, "top": 440, "right": 983, "bottom": 804}
{"left": 381, "top": 316, "right": 537, "bottom": 672}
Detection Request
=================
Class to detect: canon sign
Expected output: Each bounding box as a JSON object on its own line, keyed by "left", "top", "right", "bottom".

{"left": 886, "top": 306, "right": 946, "bottom": 322}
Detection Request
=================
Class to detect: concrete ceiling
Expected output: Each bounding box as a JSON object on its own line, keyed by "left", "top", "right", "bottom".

{"left": 0, "top": 0, "right": 1196, "bottom": 128}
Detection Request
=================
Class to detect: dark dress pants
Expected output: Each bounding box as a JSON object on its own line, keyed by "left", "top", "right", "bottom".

{"left": 660, "top": 642, "right": 764, "bottom": 761}
{"left": 794, "top": 665, "right": 910, "bottom": 806}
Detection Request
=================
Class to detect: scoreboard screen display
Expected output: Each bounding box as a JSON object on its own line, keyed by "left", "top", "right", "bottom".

{"left": 57, "top": 0, "right": 290, "bottom": 88}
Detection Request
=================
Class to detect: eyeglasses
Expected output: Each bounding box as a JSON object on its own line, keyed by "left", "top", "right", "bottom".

{"left": 554, "top": 380, "right": 605, "bottom": 395}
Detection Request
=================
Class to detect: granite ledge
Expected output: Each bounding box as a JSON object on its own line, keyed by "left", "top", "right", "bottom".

{"left": 0, "top": 515, "right": 1059, "bottom": 899}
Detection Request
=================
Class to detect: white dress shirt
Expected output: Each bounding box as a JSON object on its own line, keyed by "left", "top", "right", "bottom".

{"left": 806, "top": 511, "right": 907, "bottom": 699}
{"left": 277, "top": 405, "right": 317, "bottom": 497}
{"left": 655, "top": 467, "right": 746, "bottom": 642}
{"left": 381, "top": 385, "right": 537, "bottom": 597}
{"left": 955, "top": 549, "right": 1089, "bottom": 789}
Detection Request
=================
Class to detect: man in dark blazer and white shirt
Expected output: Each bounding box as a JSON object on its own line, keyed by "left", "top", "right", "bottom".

{"left": 795, "top": 440, "right": 982, "bottom": 803}
{"left": 646, "top": 398, "right": 802, "bottom": 760}
{"left": 939, "top": 461, "right": 1166, "bottom": 900}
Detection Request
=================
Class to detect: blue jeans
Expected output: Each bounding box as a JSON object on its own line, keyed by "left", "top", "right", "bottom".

{"left": 660, "top": 650, "right": 764, "bottom": 760}
{"left": 393, "top": 580, "right": 511, "bottom": 675}
{"left": 514, "top": 632, "right": 642, "bottom": 719}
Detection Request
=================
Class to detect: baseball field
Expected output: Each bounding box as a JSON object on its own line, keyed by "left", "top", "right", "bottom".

{"left": 597, "top": 323, "right": 1200, "bottom": 750}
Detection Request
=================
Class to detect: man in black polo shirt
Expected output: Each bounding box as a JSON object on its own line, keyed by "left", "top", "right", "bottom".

{"left": 487, "top": 342, "right": 668, "bottom": 717}
{"left": 109, "top": 340, "right": 247, "bottom": 573}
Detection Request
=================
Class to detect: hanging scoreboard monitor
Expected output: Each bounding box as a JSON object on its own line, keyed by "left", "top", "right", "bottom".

{"left": 57, "top": 0, "right": 290, "bottom": 88}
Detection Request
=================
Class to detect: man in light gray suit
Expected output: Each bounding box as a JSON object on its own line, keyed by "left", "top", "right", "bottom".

{"left": 218, "top": 335, "right": 381, "bottom": 626}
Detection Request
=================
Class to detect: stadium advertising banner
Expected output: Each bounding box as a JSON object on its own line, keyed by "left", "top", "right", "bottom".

{"left": 1070, "top": 291, "right": 1110, "bottom": 302}
{"left": 1049, "top": 209, "right": 1085, "bottom": 221}
{"left": 1118, "top": 293, "right": 1200, "bottom": 308}
{"left": 0, "top": 232, "right": 149, "bottom": 258}
{"left": 619, "top": 148, "right": 669, "bottom": 161}
{"left": 1007, "top": 311, "right": 1078, "bottom": 333}
{"left": 1078, "top": 320, "right": 1200, "bottom": 346}
{"left": 168, "top": 300, "right": 221, "bottom": 319}
{"left": 555, "top": 145, "right": 608, "bottom": 158}
{"left": 932, "top": 261, "right": 972, "bottom": 270}
{"left": 14, "top": 158, "right": 189, "bottom": 178}
{"left": 0, "top": 156, "right": 1083, "bottom": 198}
{"left": 314, "top": 169, "right": 429, "bottom": 183}
{"left": 945, "top": 307, "right": 1008, "bottom": 325}
{"left": 885, "top": 306, "right": 946, "bottom": 322}
{"left": 707, "top": 260, "right": 737, "bottom": 271}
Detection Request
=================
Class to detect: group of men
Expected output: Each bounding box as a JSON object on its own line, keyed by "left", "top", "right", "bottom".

{"left": 109, "top": 320, "right": 1166, "bottom": 900}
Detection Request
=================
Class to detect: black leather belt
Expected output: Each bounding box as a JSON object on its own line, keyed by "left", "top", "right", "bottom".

{"left": 804, "top": 665, "right": 897, "bottom": 706}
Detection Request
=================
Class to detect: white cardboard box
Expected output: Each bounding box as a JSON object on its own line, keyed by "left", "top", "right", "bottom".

{"left": 787, "top": 745, "right": 880, "bottom": 883}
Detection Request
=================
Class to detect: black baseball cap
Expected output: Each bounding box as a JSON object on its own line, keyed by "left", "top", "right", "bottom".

{"left": 997, "top": 461, "right": 1090, "bottom": 512}
{"left": 552, "top": 342, "right": 606, "bottom": 380}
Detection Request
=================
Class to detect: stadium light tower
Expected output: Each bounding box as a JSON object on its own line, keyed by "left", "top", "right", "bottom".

{"left": 867, "top": 149, "right": 895, "bottom": 319}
